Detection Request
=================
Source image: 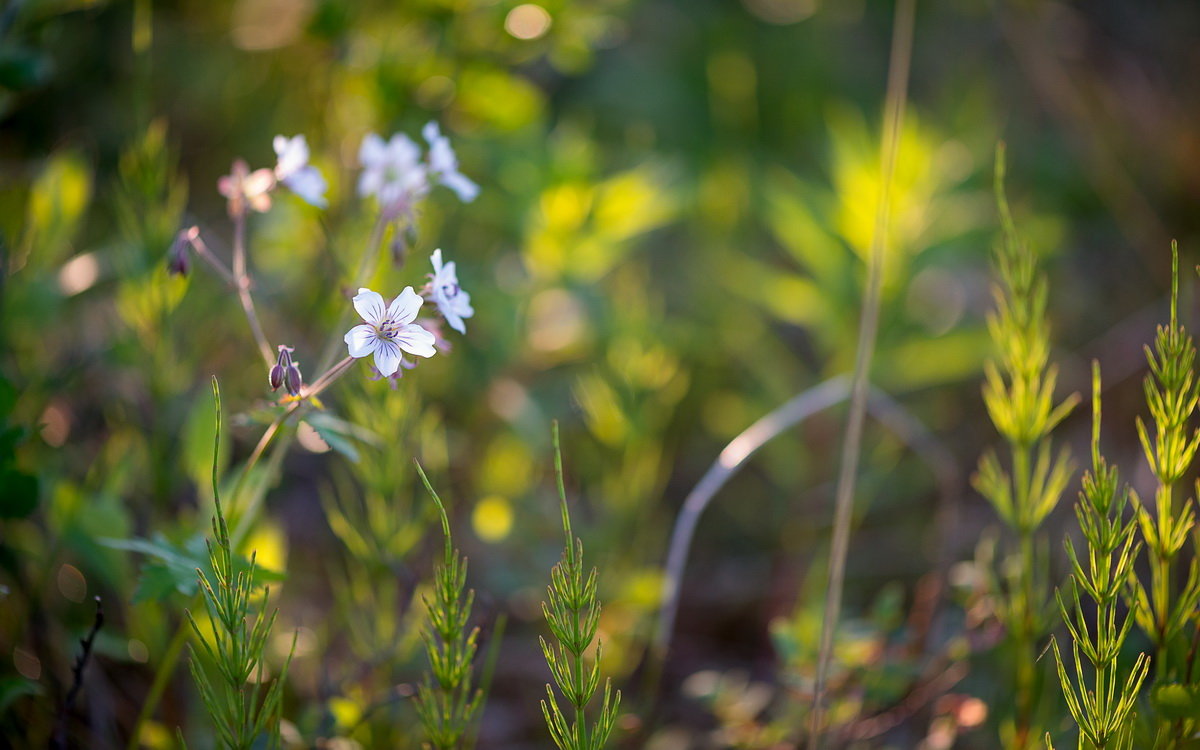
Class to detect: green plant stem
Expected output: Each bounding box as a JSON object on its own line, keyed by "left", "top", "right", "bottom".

{"left": 126, "top": 593, "right": 196, "bottom": 750}
{"left": 1015, "top": 523, "right": 1036, "bottom": 749}
{"left": 316, "top": 215, "right": 390, "bottom": 374}
{"left": 809, "top": 0, "right": 916, "bottom": 745}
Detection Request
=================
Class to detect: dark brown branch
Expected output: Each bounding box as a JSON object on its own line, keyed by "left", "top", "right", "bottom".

{"left": 51, "top": 596, "right": 104, "bottom": 750}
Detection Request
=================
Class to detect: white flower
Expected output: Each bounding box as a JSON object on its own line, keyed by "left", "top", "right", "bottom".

{"left": 429, "top": 249, "right": 473, "bottom": 334}
{"left": 218, "top": 159, "right": 275, "bottom": 215}
{"left": 358, "top": 132, "right": 429, "bottom": 214}
{"left": 344, "top": 287, "right": 437, "bottom": 376}
{"left": 273, "top": 135, "right": 328, "bottom": 208}
{"left": 423, "top": 122, "right": 479, "bottom": 203}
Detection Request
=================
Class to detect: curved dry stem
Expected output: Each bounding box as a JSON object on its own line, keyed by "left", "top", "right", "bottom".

{"left": 652, "top": 376, "right": 961, "bottom": 671}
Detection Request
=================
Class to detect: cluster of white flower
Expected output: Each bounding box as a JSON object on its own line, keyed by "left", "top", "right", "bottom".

{"left": 357, "top": 122, "right": 479, "bottom": 220}
{"left": 185, "top": 122, "right": 477, "bottom": 393}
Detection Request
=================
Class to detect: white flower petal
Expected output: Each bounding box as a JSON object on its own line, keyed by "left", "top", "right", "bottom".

{"left": 456, "top": 289, "right": 473, "bottom": 317}
{"left": 387, "top": 134, "right": 422, "bottom": 169}
{"left": 423, "top": 121, "right": 441, "bottom": 145}
{"left": 386, "top": 286, "right": 424, "bottom": 324}
{"left": 442, "top": 308, "right": 465, "bottom": 334}
{"left": 440, "top": 170, "right": 479, "bottom": 202}
{"left": 395, "top": 323, "right": 437, "bottom": 358}
{"left": 243, "top": 168, "right": 277, "bottom": 197}
{"left": 430, "top": 248, "right": 444, "bottom": 275}
{"left": 358, "top": 167, "right": 383, "bottom": 199}
{"left": 274, "top": 134, "right": 309, "bottom": 179}
{"left": 352, "top": 288, "right": 387, "bottom": 325}
{"left": 373, "top": 338, "right": 404, "bottom": 376}
{"left": 359, "top": 133, "right": 386, "bottom": 167}
{"left": 344, "top": 324, "right": 378, "bottom": 358}
{"left": 284, "top": 166, "right": 328, "bottom": 208}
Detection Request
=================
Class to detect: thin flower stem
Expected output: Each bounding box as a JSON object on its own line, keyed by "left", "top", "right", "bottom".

{"left": 230, "top": 211, "right": 275, "bottom": 368}
{"left": 185, "top": 229, "right": 238, "bottom": 287}
{"left": 228, "top": 356, "right": 356, "bottom": 545}
{"left": 809, "top": 0, "right": 916, "bottom": 745}
{"left": 316, "top": 215, "right": 390, "bottom": 374}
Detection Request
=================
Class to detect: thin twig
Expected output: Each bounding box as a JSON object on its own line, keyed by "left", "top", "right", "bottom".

{"left": 811, "top": 1, "right": 916, "bottom": 743}
{"left": 231, "top": 211, "right": 275, "bottom": 367}
{"left": 52, "top": 597, "right": 104, "bottom": 750}
{"left": 184, "top": 228, "right": 237, "bottom": 287}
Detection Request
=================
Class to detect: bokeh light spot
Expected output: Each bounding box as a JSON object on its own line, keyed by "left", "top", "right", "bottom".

{"left": 505, "top": 4, "right": 552, "bottom": 40}
{"left": 13, "top": 647, "right": 41, "bottom": 680}
{"left": 56, "top": 563, "right": 87, "bottom": 603}
{"left": 473, "top": 495, "right": 514, "bottom": 542}
{"left": 58, "top": 252, "right": 99, "bottom": 296}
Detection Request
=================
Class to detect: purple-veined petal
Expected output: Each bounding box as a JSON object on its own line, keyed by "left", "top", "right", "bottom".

{"left": 386, "top": 286, "right": 424, "bottom": 324}
{"left": 373, "top": 338, "right": 404, "bottom": 376}
{"left": 352, "top": 288, "right": 387, "bottom": 325}
{"left": 344, "top": 324, "right": 378, "bottom": 358}
{"left": 395, "top": 323, "right": 437, "bottom": 358}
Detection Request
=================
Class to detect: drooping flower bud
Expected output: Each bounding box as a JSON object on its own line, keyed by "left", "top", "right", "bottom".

{"left": 270, "top": 346, "right": 294, "bottom": 392}
{"left": 285, "top": 360, "right": 303, "bottom": 397}
{"left": 166, "top": 230, "right": 192, "bottom": 277}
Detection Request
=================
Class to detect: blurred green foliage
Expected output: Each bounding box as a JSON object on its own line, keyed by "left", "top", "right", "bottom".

{"left": 2, "top": 0, "right": 1199, "bottom": 748}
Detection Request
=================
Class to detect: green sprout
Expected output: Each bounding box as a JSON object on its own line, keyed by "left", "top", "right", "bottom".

{"left": 1128, "top": 242, "right": 1200, "bottom": 681}
{"left": 184, "top": 378, "right": 295, "bottom": 749}
{"left": 539, "top": 423, "right": 621, "bottom": 750}
{"left": 413, "top": 460, "right": 484, "bottom": 750}
{"left": 1051, "top": 362, "right": 1150, "bottom": 749}
{"left": 974, "top": 144, "right": 1078, "bottom": 748}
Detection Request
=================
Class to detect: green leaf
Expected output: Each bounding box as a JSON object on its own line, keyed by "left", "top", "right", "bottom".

{"left": 305, "top": 412, "right": 379, "bottom": 464}
{"left": 101, "top": 532, "right": 284, "bottom": 604}
{"left": 0, "top": 469, "right": 38, "bottom": 519}
{"left": 1150, "top": 683, "right": 1200, "bottom": 721}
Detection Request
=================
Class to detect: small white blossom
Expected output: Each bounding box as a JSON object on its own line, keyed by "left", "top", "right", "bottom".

{"left": 344, "top": 287, "right": 436, "bottom": 376}
{"left": 423, "top": 121, "right": 479, "bottom": 203}
{"left": 218, "top": 159, "right": 275, "bottom": 216}
{"left": 273, "top": 135, "right": 328, "bottom": 208}
{"left": 358, "top": 133, "right": 429, "bottom": 216}
{"left": 428, "top": 249, "right": 473, "bottom": 334}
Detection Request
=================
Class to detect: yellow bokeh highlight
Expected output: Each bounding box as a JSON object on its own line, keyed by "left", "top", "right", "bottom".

{"left": 243, "top": 520, "right": 288, "bottom": 579}
{"left": 473, "top": 495, "right": 514, "bottom": 542}
{"left": 480, "top": 434, "right": 533, "bottom": 497}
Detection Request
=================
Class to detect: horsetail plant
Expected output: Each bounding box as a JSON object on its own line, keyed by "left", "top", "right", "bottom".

{"left": 413, "top": 461, "right": 483, "bottom": 750}
{"left": 1128, "top": 242, "right": 1200, "bottom": 690}
{"left": 974, "top": 145, "right": 1078, "bottom": 748}
{"left": 184, "top": 379, "right": 296, "bottom": 749}
{"left": 540, "top": 423, "right": 621, "bottom": 750}
{"left": 1050, "top": 362, "right": 1149, "bottom": 749}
